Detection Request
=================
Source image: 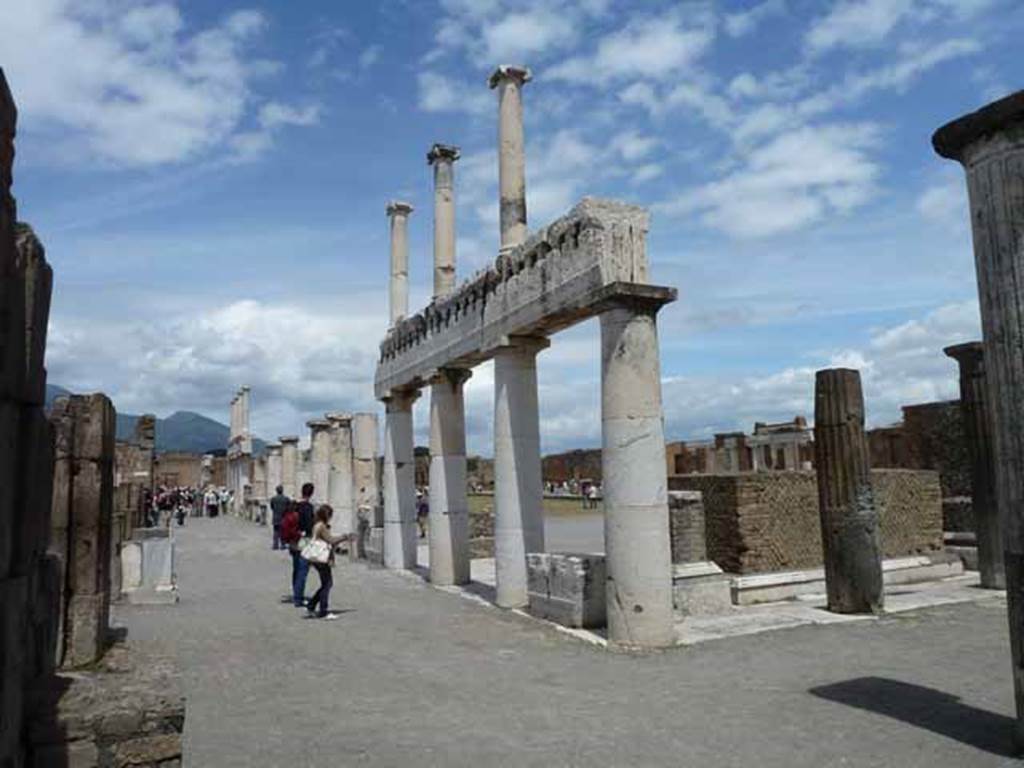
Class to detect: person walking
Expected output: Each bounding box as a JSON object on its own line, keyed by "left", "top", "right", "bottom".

{"left": 306, "top": 504, "right": 350, "bottom": 620}
{"left": 280, "top": 501, "right": 303, "bottom": 604}
{"left": 291, "top": 483, "right": 316, "bottom": 607}
{"left": 269, "top": 485, "right": 290, "bottom": 550}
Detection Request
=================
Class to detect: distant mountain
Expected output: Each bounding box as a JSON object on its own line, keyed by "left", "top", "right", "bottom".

{"left": 45, "top": 384, "right": 265, "bottom": 455}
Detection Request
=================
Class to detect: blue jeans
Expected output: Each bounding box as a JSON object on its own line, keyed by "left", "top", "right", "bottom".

{"left": 308, "top": 563, "right": 333, "bottom": 617}
{"left": 291, "top": 550, "right": 309, "bottom": 606}
{"left": 272, "top": 525, "right": 282, "bottom": 550}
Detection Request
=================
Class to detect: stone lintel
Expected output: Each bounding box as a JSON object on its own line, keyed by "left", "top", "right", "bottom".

{"left": 489, "top": 64, "right": 532, "bottom": 89}
{"left": 486, "top": 334, "right": 550, "bottom": 356}
{"left": 593, "top": 282, "right": 678, "bottom": 314}
{"left": 933, "top": 90, "right": 1024, "bottom": 161}
{"left": 427, "top": 367, "right": 473, "bottom": 387}
{"left": 306, "top": 419, "right": 331, "bottom": 431}
{"left": 325, "top": 411, "right": 353, "bottom": 425}
{"left": 427, "top": 143, "right": 461, "bottom": 165}
{"left": 386, "top": 200, "right": 414, "bottom": 217}
{"left": 278, "top": 435, "right": 300, "bottom": 444}
{"left": 381, "top": 386, "right": 421, "bottom": 406}
{"left": 944, "top": 340, "right": 984, "bottom": 367}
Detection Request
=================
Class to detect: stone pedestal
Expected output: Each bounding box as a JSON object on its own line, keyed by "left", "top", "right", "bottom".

{"left": 813, "top": 368, "right": 884, "bottom": 614}
{"left": 383, "top": 391, "right": 418, "bottom": 570}
{"left": 934, "top": 91, "right": 1024, "bottom": 746}
{"left": 527, "top": 552, "right": 606, "bottom": 628}
{"left": 493, "top": 337, "right": 547, "bottom": 608}
{"left": 429, "top": 369, "right": 471, "bottom": 586}
{"left": 600, "top": 302, "right": 675, "bottom": 648}
{"left": 120, "top": 528, "right": 177, "bottom": 605}
{"left": 945, "top": 342, "right": 1005, "bottom": 588}
{"left": 668, "top": 490, "right": 731, "bottom": 616}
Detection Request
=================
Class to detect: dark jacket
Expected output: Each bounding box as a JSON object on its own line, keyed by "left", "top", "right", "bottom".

{"left": 270, "top": 493, "right": 290, "bottom": 525}
{"left": 297, "top": 500, "right": 315, "bottom": 537}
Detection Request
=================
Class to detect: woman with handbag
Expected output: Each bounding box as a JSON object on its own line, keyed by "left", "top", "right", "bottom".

{"left": 304, "top": 504, "right": 350, "bottom": 620}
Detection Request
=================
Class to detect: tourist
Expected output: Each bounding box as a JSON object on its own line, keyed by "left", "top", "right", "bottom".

{"left": 587, "top": 483, "right": 600, "bottom": 510}
{"left": 204, "top": 487, "right": 219, "bottom": 518}
{"left": 279, "top": 501, "right": 304, "bottom": 604}
{"left": 306, "top": 504, "right": 350, "bottom": 620}
{"left": 269, "top": 484, "right": 289, "bottom": 550}
{"left": 416, "top": 491, "right": 428, "bottom": 539}
{"left": 291, "top": 483, "right": 316, "bottom": 606}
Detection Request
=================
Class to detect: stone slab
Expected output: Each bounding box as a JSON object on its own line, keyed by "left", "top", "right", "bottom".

{"left": 526, "top": 552, "right": 606, "bottom": 629}
{"left": 673, "top": 561, "right": 732, "bottom": 616}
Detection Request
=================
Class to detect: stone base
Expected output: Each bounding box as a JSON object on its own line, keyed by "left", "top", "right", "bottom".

{"left": 526, "top": 552, "right": 606, "bottom": 629}
{"left": 26, "top": 642, "right": 184, "bottom": 767}
{"left": 124, "top": 588, "right": 179, "bottom": 606}
{"left": 672, "top": 562, "right": 732, "bottom": 616}
{"left": 730, "top": 554, "right": 964, "bottom": 606}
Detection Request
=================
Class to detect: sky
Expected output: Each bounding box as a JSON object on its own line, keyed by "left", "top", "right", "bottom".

{"left": 1, "top": 0, "right": 1020, "bottom": 455}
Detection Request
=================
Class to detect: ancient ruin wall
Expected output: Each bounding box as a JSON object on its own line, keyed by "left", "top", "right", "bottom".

{"left": 669, "top": 470, "right": 943, "bottom": 573}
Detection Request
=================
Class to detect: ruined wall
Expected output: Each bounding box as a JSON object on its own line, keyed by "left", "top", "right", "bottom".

{"left": 542, "top": 448, "right": 602, "bottom": 483}
{"left": 0, "top": 67, "right": 62, "bottom": 765}
{"left": 902, "top": 401, "right": 971, "bottom": 497}
{"left": 154, "top": 451, "right": 202, "bottom": 488}
{"left": 669, "top": 470, "right": 943, "bottom": 574}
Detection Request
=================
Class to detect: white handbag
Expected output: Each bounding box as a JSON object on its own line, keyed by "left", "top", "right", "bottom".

{"left": 301, "top": 537, "right": 331, "bottom": 565}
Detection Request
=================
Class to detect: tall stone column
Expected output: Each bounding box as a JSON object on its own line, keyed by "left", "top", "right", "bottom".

{"left": 813, "top": 368, "right": 884, "bottom": 614}
{"left": 266, "top": 443, "right": 282, "bottom": 495}
{"left": 383, "top": 390, "right": 419, "bottom": 570}
{"left": 945, "top": 342, "right": 1004, "bottom": 589}
{"left": 307, "top": 419, "right": 331, "bottom": 505}
{"left": 600, "top": 301, "right": 675, "bottom": 648}
{"left": 493, "top": 336, "right": 547, "bottom": 608}
{"left": 429, "top": 368, "right": 471, "bottom": 586}
{"left": 488, "top": 65, "right": 531, "bottom": 255}
{"left": 427, "top": 143, "right": 460, "bottom": 298}
{"left": 387, "top": 201, "right": 413, "bottom": 326}
{"left": 240, "top": 385, "right": 252, "bottom": 453}
{"left": 326, "top": 413, "right": 355, "bottom": 535}
{"left": 352, "top": 412, "right": 380, "bottom": 559}
{"left": 279, "top": 436, "right": 299, "bottom": 499}
{"left": 934, "top": 92, "right": 1024, "bottom": 745}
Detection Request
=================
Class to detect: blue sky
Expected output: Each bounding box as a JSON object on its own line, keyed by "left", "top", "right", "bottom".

{"left": 2, "top": 0, "right": 1020, "bottom": 454}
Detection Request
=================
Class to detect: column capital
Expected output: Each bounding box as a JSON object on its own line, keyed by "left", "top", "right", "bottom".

{"left": 427, "top": 143, "right": 461, "bottom": 165}
{"left": 240, "top": 385, "right": 251, "bottom": 393}
{"left": 306, "top": 418, "right": 331, "bottom": 432}
{"left": 386, "top": 200, "right": 414, "bottom": 217}
{"left": 489, "top": 64, "right": 532, "bottom": 89}
{"left": 493, "top": 334, "right": 550, "bottom": 355}
{"left": 428, "top": 367, "right": 473, "bottom": 387}
{"left": 381, "top": 387, "right": 421, "bottom": 407}
{"left": 933, "top": 90, "right": 1024, "bottom": 162}
{"left": 325, "top": 411, "right": 353, "bottom": 425}
{"left": 279, "top": 435, "right": 300, "bottom": 445}
{"left": 944, "top": 341, "right": 985, "bottom": 369}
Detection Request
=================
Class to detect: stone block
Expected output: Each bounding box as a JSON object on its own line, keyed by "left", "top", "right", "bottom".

{"left": 668, "top": 490, "right": 707, "bottom": 564}
{"left": 64, "top": 594, "right": 106, "bottom": 669}
{"left": 527, "top": 552, "right": 606, "bottom": 629}
{"left": 121, "top": 541, "right": 142, "bottom": 592}
{"left": 123, "top": 531, "right": 176, "bottom": 605}
{"left": 672, "top": 562, "right": 732, "bottom": 616}
{"left": 71, "top": 394, "right": 115, "bottom": 463}
{"left": 26, "top": 554, "right": 60, "bottom": 680}
{"left": 14, "top": 225, "right": 52, "bottom": 407}
{"left": 13, "top": 406, "right": 54, "bottom": 577}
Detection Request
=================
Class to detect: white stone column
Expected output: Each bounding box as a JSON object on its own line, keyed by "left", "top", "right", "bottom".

{"left": 279, "top": 436, "right": 299, "bottom": 499}
{"left": 601, "top": 300, "right": 675, "bottom": 648}
{"left": 493, "top": 336, "right": 548, "bottom": 608}
{"left": 307, "top": 419, "right": 332, "bottom": 505}
{"left": 240, "top": 385, "right": 252, "bottom": 453}
{"left": 427, "top": 143, "right": 460, "bottom": 299}
{"left": 383, "top": 390, "right": 419, "bottom": 570}
{"left": 266, "top": 443, "right": 283, "bottom": 495}
{"left": 326, "top": 413, "right": 355, "bottom": 535}
{"left": 230, "top": 397, "right": 238, "bottom": 439}
{"left": 352, "top": 412, "right": 381, "bottom": 528}
{"left": 488, "top": 65, "right": 531, "bottom": 255}
{"left": 387, "top": 201, "right": 414, "bottom": 326}
{"left": 429, "top": 368, "right": 471, "bottom": 586}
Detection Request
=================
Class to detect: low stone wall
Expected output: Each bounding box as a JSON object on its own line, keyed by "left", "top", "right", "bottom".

{"left": 669, "top": 469, "right": 943, "bottom": 574}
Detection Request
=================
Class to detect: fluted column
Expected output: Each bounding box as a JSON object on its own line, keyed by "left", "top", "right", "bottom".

{"left": 601, "top": 301, "right": 675, "bottom": 648}
{"left": 428, "top": 143, "right": 459, "bottom": 299}
{"left": 813, "top": 368, "right": 884, "bottom": 614}
{"left": 383, "top": 390, "right": 419, "bottom": 570}
{"left": 429, "top": 368, "right": 471, "bottom": 585}
{"left": 494, "top": 336, "right": 547, "bottom": 608}
{"left": 326, "top": 412, "right": 355, "bottom": 535}
{"left": 934, "top": 91, "right": 1024, "bottom": 745}
{"left": 387, "top": 201, "right": 413, "bottom": 326}
{"left": 279, "top": 436, "right": 299, "bottom": 499}
{"left": 488, "top": 65, "right": 531, "bottom": 255}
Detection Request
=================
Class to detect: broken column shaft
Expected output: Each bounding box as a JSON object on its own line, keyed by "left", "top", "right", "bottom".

{"left": 307, "top": 419, "right": 331, "bottom": 505}
{"left": 813, "top": 368, "right": 884, "bottom": 614}
{"left": 934, "top": 90, "right": 1024, "bottom": 746}
{"left": 489, "top": 65, "right": 530, "bottom": 255}
{"left": 279, "top": 436, "right": 299, "bottom": 499}
{"left": 383, "top": 390, "right": 418, "bottom": 570}
{"left": 326, "top": 413, "right": 354, "bottom": 535}
{"left": 428, "top": 369, "right": 471, "bottom": 586}
{"left": 945, "top": 342, "right": 1004, "bottom": 589}
{"left": 387, "top": 201, "right": 413, "bottom": 326}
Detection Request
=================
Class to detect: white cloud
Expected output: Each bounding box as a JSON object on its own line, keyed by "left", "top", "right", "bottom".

{"left": 482, "top": 10, "right": 576, "bottom": 63}
{"left": 806, "top": 0, "right": 915, "bottom": 54}
{"left": 917, "top": 173, "right": 968, "bottom": 229}
{"left": 416, "top": 71, "right": 491, "bottom": 115}
{"left": 0, "top": 0, "right": 309, "bottom": 167}
{"left": 611, "top": 129, "right": 657, "bottom": 161}
{"left": 725, "top": 0, "right": 787, "bottom": 37}
{"left": 358, "top": 44, "right": 381, "bottom": 70}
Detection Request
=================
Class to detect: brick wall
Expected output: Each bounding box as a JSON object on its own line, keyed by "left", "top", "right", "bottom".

{"left": 669, "top": 469, "right": 943, "bottom": 574}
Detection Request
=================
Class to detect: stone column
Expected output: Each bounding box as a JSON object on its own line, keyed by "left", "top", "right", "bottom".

{"left": 387, "top": 201, "right": 413, "bottom": 326}
{"left": 307, "top": 419, "right": 331, "bottom": 505}
{"left": 600, "top": 302, "right": 675, "bottom": 648}
{"left": 945, "top": 342, "right": 1004, "bottom": 589}
{"left": 279, "top": 436, "right": 299, "bottom": 499}
{"left": 813, "top": 368, "right": 884, "bottom": 614}
{"left": 493, "top": 336, "right": 547, "bottom": 608}
{"left": 488, "top": 65, "right": 531, "bottom": 255}
{"left": 352, "top": 412, "right": 380, "bottom": 559}
{"left": 240, "top": 385, "right": 252, "bottom": 453}
{"left": 429, "top": 368, "right": 471, "bottom": 586}
{"left": 266, "top": 443, "right": 282, "bottom": 495}
{"left": 383, "top": 390, "right": 419, "bottom": 570}
{"left": 326, "top": 413, "right": 355, "bottom": 535}
{"left": 934, "top": 92, "right": 1024, "bottom": 744}
{"left": 428, "top": 143, "right": 460, "bottom": 299}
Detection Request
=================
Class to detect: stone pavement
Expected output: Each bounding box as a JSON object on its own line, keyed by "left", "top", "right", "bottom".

{"left": 116, "top": 517, "right": 1019, "bottom": 767}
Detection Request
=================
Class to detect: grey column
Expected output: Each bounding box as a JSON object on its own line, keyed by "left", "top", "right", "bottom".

{"left": 813, "top": 368, "right": 884, "bottom": 614}
{"left": 279, "top": 436, "right": 299, "bottom": 499}
{"left": 934, "top": 91, "right": 1024, "bottom": 745}
{"left": 307, "top": 419, "right": 331, "bottom": 505}
{"left": 387, "top": 201, "right": 413, "bottom": 326}
{"left": 352, "top": 412, "right": 380, "bottom": 559}
{"left": 266, "top": 443, "right": 282, "bottom": 495}
{"left": 493, "top": 336, "right": 547, "bottom": 608}
{"left": 326, "top": 413, "right": 355, "bottom": 535}
{"left": 427, "top": 143, "right": 460, "bottom": 299}
{"left": 429, "top": 368, "right": 471, "bottom": 586}
{"left": 488, "top": 65, "right": 531, "bottom": 255}
{"left": 383, "top": 390, "right": 419, "bottom": 570}
{"left": 945, "top": 342, "right": 1005, "bottom": 589}
{"left": 601, "top": 301, "right": 675, "bottom": 648}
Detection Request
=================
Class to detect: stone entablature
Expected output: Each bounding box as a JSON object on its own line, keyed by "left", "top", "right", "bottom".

{"left": 375, "top": 198, "right": 665, "bottom": 398}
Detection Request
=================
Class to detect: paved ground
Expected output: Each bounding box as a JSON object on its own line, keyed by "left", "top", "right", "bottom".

{"left": 117, "top": 517, "right": 1019, "bottom": 767}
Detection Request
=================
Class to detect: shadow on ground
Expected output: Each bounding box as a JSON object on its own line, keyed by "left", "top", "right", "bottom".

{"left": 809, "top": 677, "right": 1017, "bottom": 758}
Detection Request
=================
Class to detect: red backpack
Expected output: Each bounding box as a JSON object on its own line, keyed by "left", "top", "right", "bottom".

{"left": 280, "top": 511, "right": 300, "bottom": 546}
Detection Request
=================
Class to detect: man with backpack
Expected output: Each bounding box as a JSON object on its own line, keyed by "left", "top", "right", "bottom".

{"left": 285, "top": 483, "right": 316, "bottom": 607}
{"left": 269, "top": 485, "right": 290, "bottom": 550}
{"left": 280, "top": 501, "right": 303, "bottom": 605}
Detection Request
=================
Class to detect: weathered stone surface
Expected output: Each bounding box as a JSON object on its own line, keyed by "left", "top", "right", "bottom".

{"left": 668, "top": 490, "right": 707, "bottom": 564}
{"left": 14, "top": 224, "right": 51, "bottom": 407}
{"left": 814, "top": 369, "right": 884, "bottom": 614}
{"left": 72, "top": 394, "right": 116, "bottom": 463}
{"left": 526, "top": 552, "right": 606, "bottom": 629}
